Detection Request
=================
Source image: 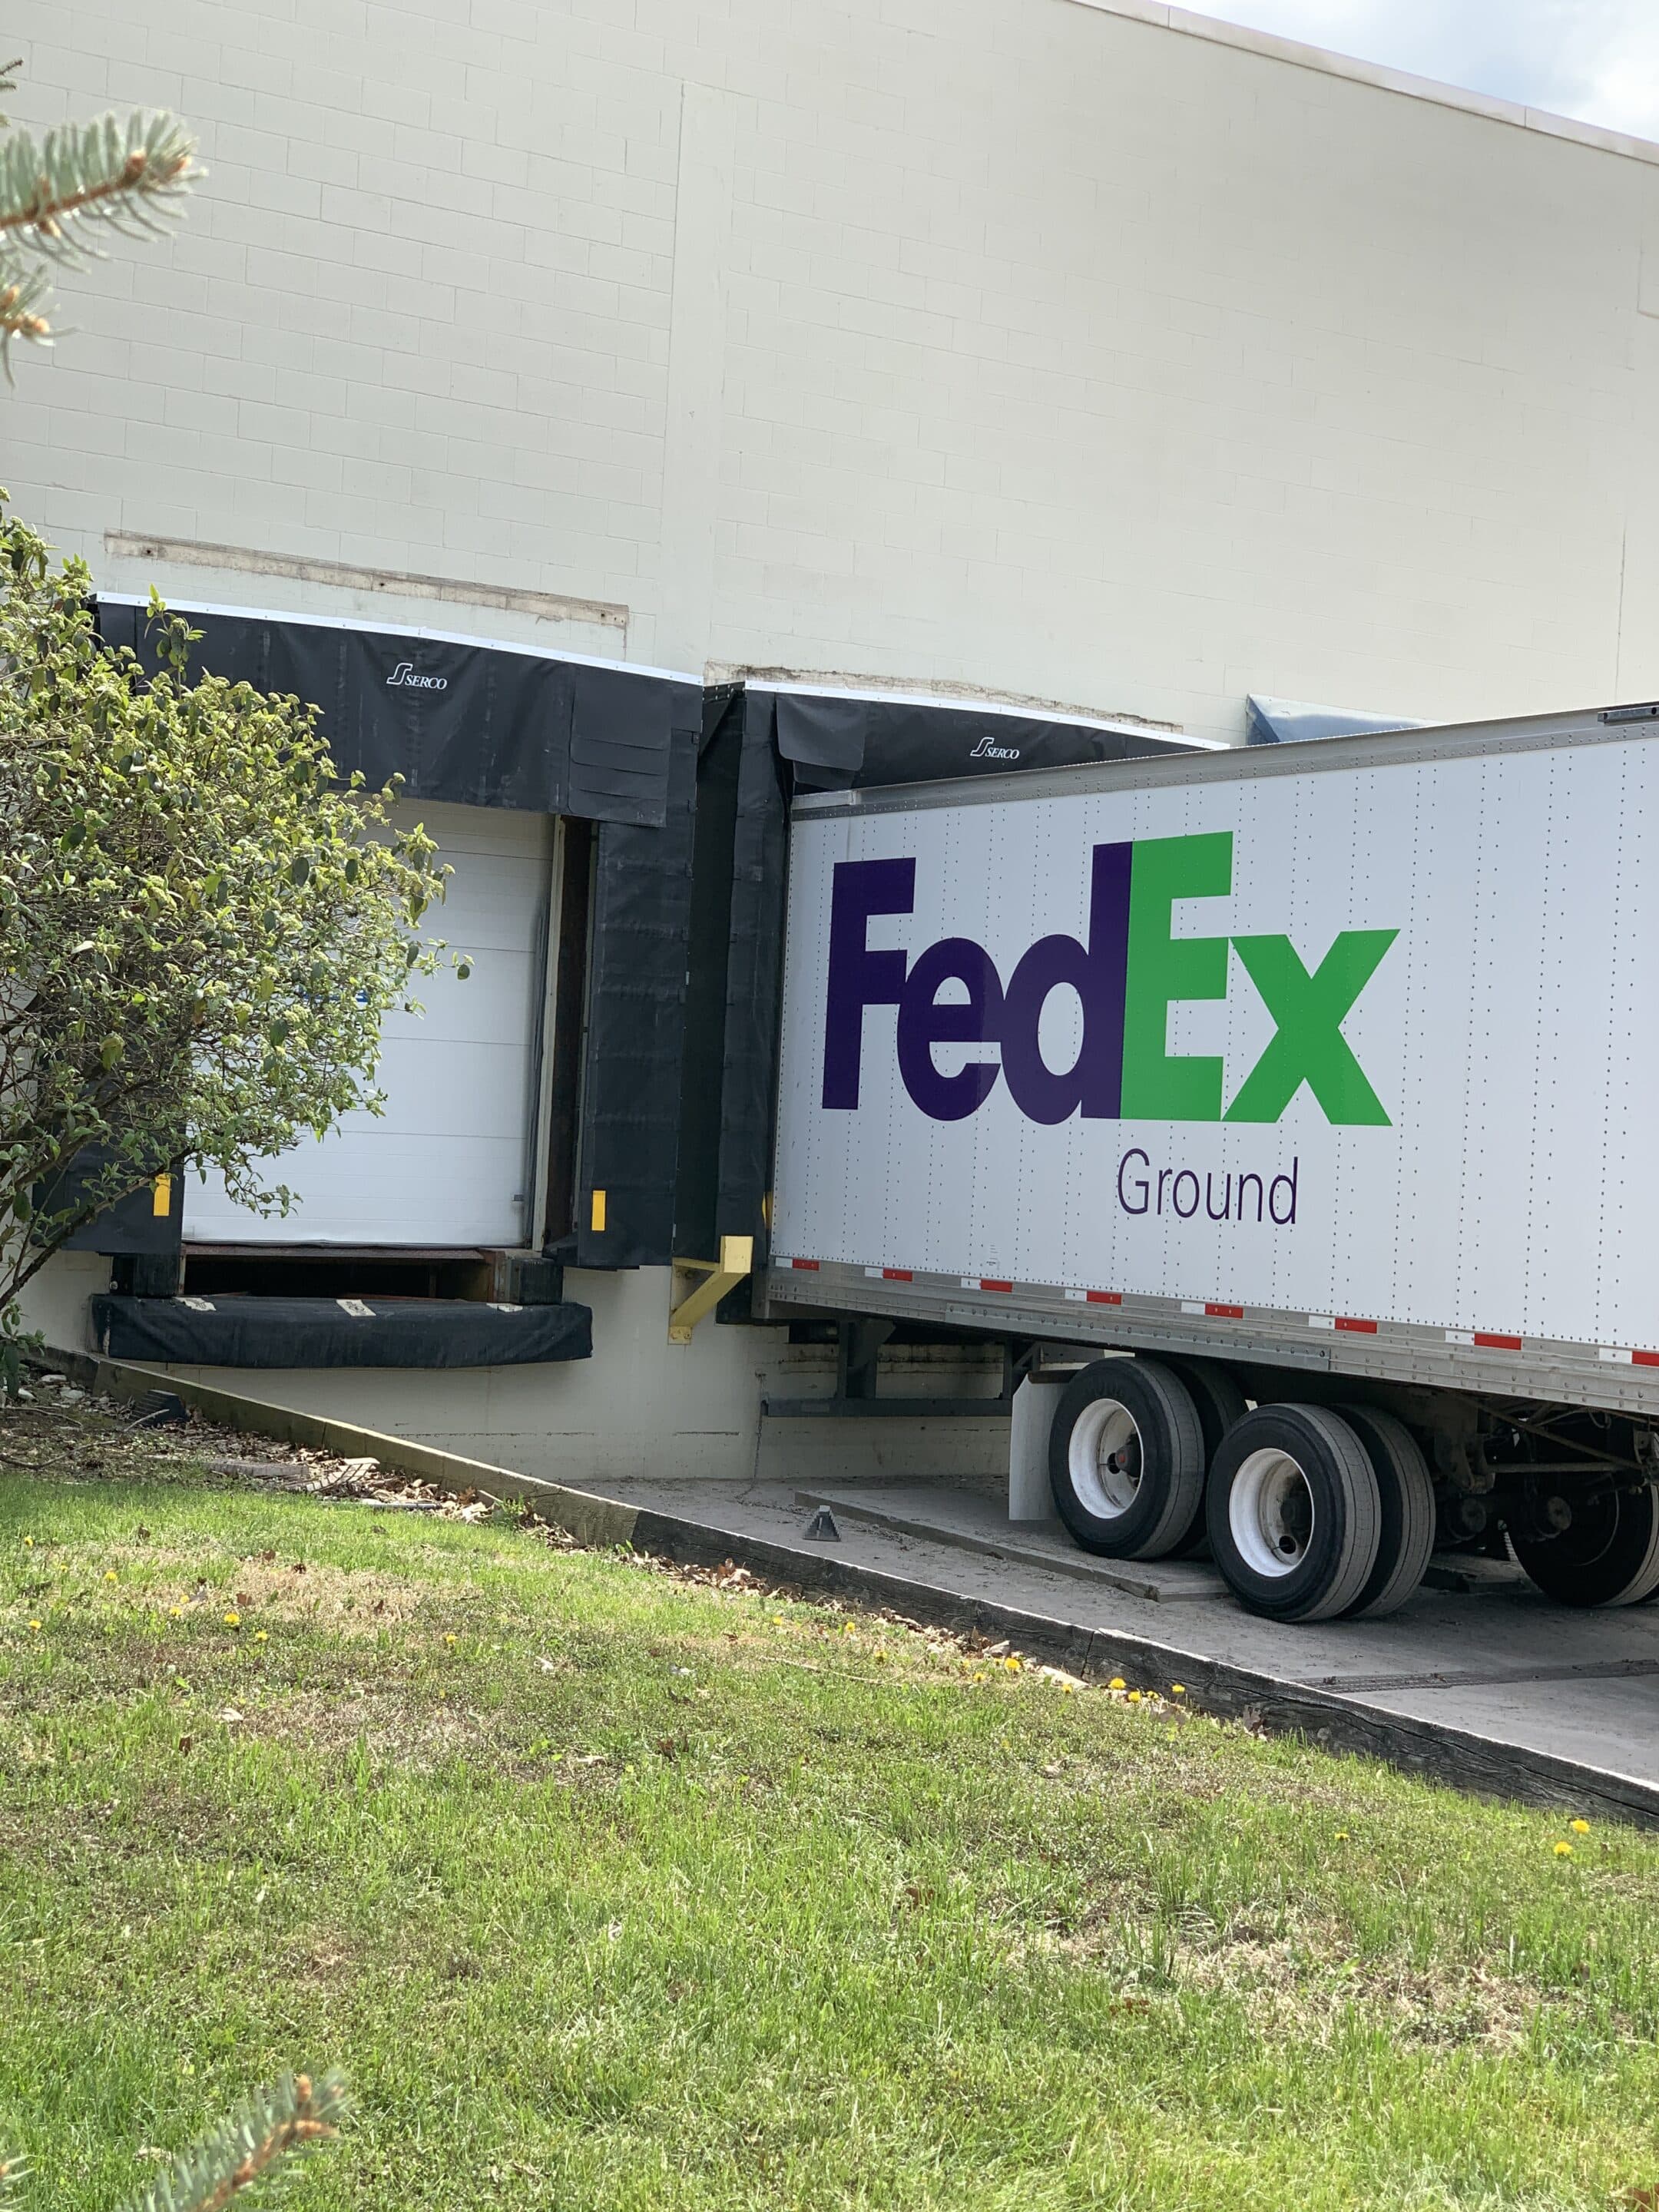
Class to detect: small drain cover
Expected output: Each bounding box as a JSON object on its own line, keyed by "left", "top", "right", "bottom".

{"left": 131, "top": 1389, "right": 188, "bottom": 1429}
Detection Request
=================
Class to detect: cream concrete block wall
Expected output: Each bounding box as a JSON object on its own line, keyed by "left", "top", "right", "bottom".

{"left": 67, "top": 1268, "right": 1010, "bottom": 1491}
{"left": 2, "top": 0, "right": 1658, "bottom": 736}
{"left": 20, "top": 1263, "right": 1009, "bottom": 1487}
{"left": 19, "top": 1254, "right": 111, "bottom": 1358}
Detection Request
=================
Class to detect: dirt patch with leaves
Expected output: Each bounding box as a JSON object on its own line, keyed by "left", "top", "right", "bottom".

{"left": 1, "top": 1370, "right": 496, "bottom": 1518}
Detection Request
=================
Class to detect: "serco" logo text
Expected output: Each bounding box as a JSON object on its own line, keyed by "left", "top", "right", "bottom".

{"left": 386, "top": 660, "right": 448, "bottom": 691}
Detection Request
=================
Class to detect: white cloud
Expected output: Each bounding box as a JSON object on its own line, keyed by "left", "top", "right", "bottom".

{"left": 1189, "top": 0, "right": 1659, "bottom": 141}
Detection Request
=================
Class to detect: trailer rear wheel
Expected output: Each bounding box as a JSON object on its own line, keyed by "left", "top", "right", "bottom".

{"left": 1161, "top": 1358, "right": 1249, "bottom": 1558}
{"left": 1336, "top": 1405, "right": 1436, "bottom": 1618}
{"left": 1048, "top": 1359, "right": 1206, "bottom": 1559}
{"left": 1511, "top": 1484, "right": 1659, "bottom": 1606}
{"left": 1207, "top": 1404, "right": 1381, "bottom": 1622}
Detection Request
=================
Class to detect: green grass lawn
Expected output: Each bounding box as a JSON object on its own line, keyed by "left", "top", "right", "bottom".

{"left": 4, "top": 1415, "right": 1659, "bottom": 2210}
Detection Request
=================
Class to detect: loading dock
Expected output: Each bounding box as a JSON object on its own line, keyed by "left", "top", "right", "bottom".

{"left": 186, "top": 802, "right": 561, "bottom": 1250}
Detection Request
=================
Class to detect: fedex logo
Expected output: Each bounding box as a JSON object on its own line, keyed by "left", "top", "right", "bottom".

{"left": 822, "top": 833, "right": 1397, "bottom": 1126}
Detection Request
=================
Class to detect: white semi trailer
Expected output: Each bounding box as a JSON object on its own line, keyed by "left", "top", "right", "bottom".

{"left": 763, "top": 701, "right": 1659, "bottom": 1624}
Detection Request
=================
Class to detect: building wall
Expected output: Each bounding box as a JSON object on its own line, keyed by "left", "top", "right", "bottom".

{"left": 42, "top": 1267, "right": 1011, "bottom": 1492}
{"left": 12, "top": 0, "right": 1659, "bottom": 1482}
{"left": 5, "top": 0, "right": 1659, "bottom": 739}
{"left": 22, "top": 1253, "right": 112, "bottom": 1358}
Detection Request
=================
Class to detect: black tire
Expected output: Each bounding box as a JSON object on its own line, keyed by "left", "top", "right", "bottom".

{"left": 1511, "top": 1484, "right": 1659, "bottom": 1606}
{"left": 1207, "top": 1404, "right": 1381, "bottom": 1622}
{"left": 1336, "top": 1405, "right": 1436, "bottom": 1619}
{"left": 1048, "top": 1358, "right": 1206, "bottom": 1560}
{"left": 1161, "top": 1358, "right": 1249, "bottom": 1558}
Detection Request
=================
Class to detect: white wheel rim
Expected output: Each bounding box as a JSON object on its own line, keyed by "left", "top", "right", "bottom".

{"left": 1068, "top": 1399, "right": 1142, "bottom": 1519}
{"left": 1230, "top": 1448, "right": 1316, "bottom": 1578}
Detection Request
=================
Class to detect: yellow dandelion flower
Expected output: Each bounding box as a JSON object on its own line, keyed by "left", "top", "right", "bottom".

{"left": 843, "top": 1621, "right": 856, "bottom": 1635}
{"left": 1004, "top": 1655, "right": 1021, "bottom": 1673}
{"left": 972, "top": 1670, "right": 987, "bottom": 1683}
{"left": 874, "top": 1647, "right": 889, "bottom": 1662}
{"left": 167, "top": 1607, "right": 184, "bottom": 1621}
{"left": 253, "top": 1630, "right": 269, "bottom": 1644}
{"left": 443, "top": 1633, "right": 458, "bottom": 1647}
{"left": 1554, "top": 1840, "right": 1574, "bottom": 1857}
{"left": 1061, "top": 1682, "right": 1075, "bottom": 1696}
{"left": 103, "top": 1570, "right": 118, "bottom": 1584}
{"left": 222, "top": 1611, "right": 240, "bottom": 1628}
{"left": 1570, "top": 1819, "right": 1591, "bottom": 1835}
{"left": 1109, "top": 1677, "right": 1126, "bottom": 1690}
{"left": 1127, "top": 1689, "right": 1143, "bottom": 1703}
{"left": 22, "top": 1535, "right": 34, "bottom": 1547}
{"left": 27, "top": 1618, "right": 41, "bottom": 1631}
{"left": 1335, "top": 1830, "right": 1349, "bottom": 1843}
{"left": 1171, "top": 1684, "right": 1186, "bottom": 1696}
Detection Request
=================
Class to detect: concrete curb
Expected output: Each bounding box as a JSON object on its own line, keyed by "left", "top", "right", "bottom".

{"left": 44, "top": 1345, "right": 1659, "bottom": 1830}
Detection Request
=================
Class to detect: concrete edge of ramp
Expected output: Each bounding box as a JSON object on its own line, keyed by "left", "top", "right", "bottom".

{"left": 44, "top": 1344, "right": 1659, "bottom": 1832}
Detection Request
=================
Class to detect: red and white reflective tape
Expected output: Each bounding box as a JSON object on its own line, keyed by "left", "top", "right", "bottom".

{"left": 782, "top": 1263, "right": 1614, "bottom": 1377}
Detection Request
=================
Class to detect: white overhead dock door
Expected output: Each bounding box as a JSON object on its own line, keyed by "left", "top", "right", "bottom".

{"left": 184, "top": 803, "right": 556, "bottom": 1249}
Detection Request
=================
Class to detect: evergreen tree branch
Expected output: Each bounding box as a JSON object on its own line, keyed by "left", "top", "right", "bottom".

{"left": 117, "top": 2071, "right": 349, "bottom": 2212}
{"left": 0, "top": 103, "right": 197, "bottom": 358}
{"left": 0, "top": 110, "right": 194, "bottom": 252}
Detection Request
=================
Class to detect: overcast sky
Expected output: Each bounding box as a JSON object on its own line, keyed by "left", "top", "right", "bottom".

{"left": 1191, "top": 1, "right": 1659, "bottom": 140}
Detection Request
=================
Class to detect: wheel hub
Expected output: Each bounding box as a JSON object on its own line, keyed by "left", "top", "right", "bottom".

{"left": 1068, "top": 1399, "right": 1143, "bottom": 1519}
{"left": 1230, "top": 1447, "right": 1316, "bottom": 1579}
